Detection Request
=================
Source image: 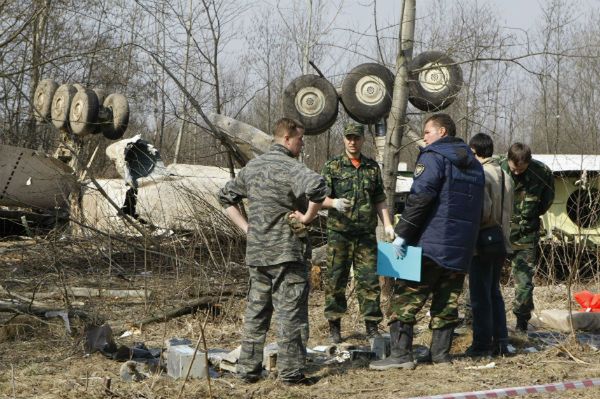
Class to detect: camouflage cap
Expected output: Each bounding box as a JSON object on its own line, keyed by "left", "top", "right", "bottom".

{"left": 344, "top": 123, "right": 365, "bottom": 137}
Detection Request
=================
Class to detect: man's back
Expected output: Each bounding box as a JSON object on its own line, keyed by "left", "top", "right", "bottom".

{"left": 219, "top": 144, "right": 327, "bottom": 266}
{"left": 400, "top": 136, "right": 484, "bottom": 272}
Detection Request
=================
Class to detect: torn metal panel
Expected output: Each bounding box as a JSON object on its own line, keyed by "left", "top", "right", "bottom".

{"left": 134, "top": 164, "right": 233, "bottom": 230}
{"left": 83, "top": 136, "right": 237, "bottom": 234}
{"left": 0, "top": 143, "right": 76, "bottom": 209}
{"left": 105, "top": 135, "right": 169, "bottom": 186}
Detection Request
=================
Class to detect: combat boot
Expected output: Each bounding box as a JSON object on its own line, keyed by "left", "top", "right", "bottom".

{"left": 369, "top": 321, "right": 416, "bottom": 370}
{"left": 515, "top": 317, "right": 528, "bottom": 333}
{"left": 328, "top": 319, "right": 342, "bottom": 344}
{"left": 365, "top": 320, "right": 381, "bottom": 339}
{"left": 430, "top": 326, "right": 454, "bottom": 364}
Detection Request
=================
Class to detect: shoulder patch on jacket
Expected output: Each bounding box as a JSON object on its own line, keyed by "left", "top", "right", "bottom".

{"left": 414, "top": 163, "right": 425, "bottom": 178}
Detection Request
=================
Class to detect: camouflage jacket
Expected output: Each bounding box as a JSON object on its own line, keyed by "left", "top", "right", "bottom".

{"left": 218, "top": 144, "right": 328, "bottom": 266}
{"left": 321, "top": 153, "right": 386, "bottom": 233}
{"left": 500, "top": 158, "right": 554, "bottom": 245}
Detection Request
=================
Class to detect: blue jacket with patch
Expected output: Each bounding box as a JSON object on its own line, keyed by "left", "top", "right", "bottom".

{"left": 395, "top": 136, "right": 484, "bottom": 273}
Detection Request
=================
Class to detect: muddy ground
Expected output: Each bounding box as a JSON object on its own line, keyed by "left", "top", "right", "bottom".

{"left": 1, "top": 237, "right": 599, "bottom": 399}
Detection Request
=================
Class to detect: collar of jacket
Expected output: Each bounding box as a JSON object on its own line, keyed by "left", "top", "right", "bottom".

{"left": 271, "top": 143, "right": 294, "bottom": 157}
{"left": 340, "top": 152, "right": 363, "bottom": 166}
{"left": 422, "top": 136, "right": 463, "bottom": 151}
{"left": 481, "top": 157, "right": 499, "bottom": 166}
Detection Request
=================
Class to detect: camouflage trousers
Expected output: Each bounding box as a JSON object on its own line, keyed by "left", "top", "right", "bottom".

{"left": 510, "top": 246, "right": 537, "bottom": 320}
{"left": 323, "top": 230, "right": 383, "bottom": 322}
{"left": 238, "top": 262, "right": 309, "bottom": 380}
{"left": 388, "top": 257, "right": 465, "bottom": 329}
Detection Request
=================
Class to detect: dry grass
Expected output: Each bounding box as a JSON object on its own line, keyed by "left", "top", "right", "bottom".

{"left": 1, "top": 232, "right": 600, "bottom": 398}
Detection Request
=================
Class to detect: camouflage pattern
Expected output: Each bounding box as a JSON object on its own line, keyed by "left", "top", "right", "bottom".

{"left": 323, "top": 230, "right": 382, "bottom": 322}
{"left": 500, "top": 159, "right": 554, "bottom": 248}
{"left": 388, "top": 258, "right": 465, "bottom": 329}
{"left": 321, "top": 154, "right": 386, "bottom": 233}
{"left": 511, "top": 247, "right": 536, "bottom": 319}
{"left": 237, "top": 262, "right": 309, "bottom": 380}
{"left": 344, "top": 123, "right": 365, "bottom": 137}
{"left": 501, "top": 158, "right": 553, "bottom": 320}
{"left": 218, "top": 144, "right": 328, "bottom": 266}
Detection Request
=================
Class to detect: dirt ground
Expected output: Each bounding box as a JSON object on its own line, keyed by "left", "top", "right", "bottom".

{"left": 1, "top": 238, "right": 600, "bottom": 399}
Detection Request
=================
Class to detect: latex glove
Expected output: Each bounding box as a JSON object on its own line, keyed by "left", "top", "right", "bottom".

{"left": 392, "top": 236, "right": 408, "bottom": 259}
{"left": 384, "top": 225, "right": 396, "bottom": 242}
{"left": 332, "top": 198, "right": 351, "bottom": 213}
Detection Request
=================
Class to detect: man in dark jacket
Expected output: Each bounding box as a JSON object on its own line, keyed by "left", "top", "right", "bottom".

{"left": 370, "top": 113, "right": 484, "bottom": 370}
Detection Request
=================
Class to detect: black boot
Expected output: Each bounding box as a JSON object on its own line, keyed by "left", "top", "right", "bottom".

{"left": 515, "top": 317, "right": 528, "bottom": 333}
{"left": 328, "top": 319, "right": 342, "bottom": 344}
{"left": 430, "top": 327, "right": 454, "bottom": 364}
{"left": 369, "top": 321, "right": 415, "bottom": 370}
{"left": 365, "top": 320, "right": 381, "bottom": 339}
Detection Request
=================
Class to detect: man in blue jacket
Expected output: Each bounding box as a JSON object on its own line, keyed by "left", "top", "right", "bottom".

{"left": 370, "top": 113, "right": 484, "bottom": 370}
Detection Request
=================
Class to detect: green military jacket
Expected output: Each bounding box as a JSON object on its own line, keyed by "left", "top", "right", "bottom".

{"left": 500, "top": 158, "right": 554, "bottom": 246}
{"left": 321, "top": 153, "right": 386, "bottom": 233}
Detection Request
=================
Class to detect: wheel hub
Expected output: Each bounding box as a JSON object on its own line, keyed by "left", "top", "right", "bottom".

{"left": 295, "top": 86, "right": 325, "bottom": 117}
{"left": 355, "top": 75, "right": 386, "bottom": 105}
{"left": 35, "top": 92, "right": 45, "bottom": 108}
{"left": 72, "top": 101, "right": 83, "bottom": 121}
{"left": 54, "top": 97, "right": 64, "bottom": 115}
{"left": 418, "top": 62, "right": 450, "bottom": 93}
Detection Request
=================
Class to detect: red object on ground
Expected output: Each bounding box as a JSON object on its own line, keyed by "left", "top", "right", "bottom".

{"left": 574, "top": 291, "right": 600, "bottom": 312}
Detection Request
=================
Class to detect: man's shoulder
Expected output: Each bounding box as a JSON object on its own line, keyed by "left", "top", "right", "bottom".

{"left": 323, "top": 155, "right": 345, "bottom": 171}
{"left": 418, "top": 148, "right": 445, "bottom": 165}
{"left": 361, "top": 155, "right": 380, "bottom": 168}
{"left": 530, "top": 158, "right": 553, "bottom": 175}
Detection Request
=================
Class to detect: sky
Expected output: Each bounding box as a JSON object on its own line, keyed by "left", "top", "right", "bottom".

{"left": 343, "top": 0, "right": 600, "bottom": 31}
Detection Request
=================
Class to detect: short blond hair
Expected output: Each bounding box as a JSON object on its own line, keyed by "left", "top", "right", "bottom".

{"left": 273, "top": 117, "right": 304, "bottom": 139}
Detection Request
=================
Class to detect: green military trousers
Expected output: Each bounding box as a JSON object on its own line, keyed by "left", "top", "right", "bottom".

{"left": 238, "top": 262, "right": 309, "bottom": 380}
{"left": 510, "top": 246, "right": 537, "bottom": 320}
{"left": 323, "top": 229, "right": 383, "bottom": 323}
{"left": 389, "top": 257, "right": 465, "bottom": 329}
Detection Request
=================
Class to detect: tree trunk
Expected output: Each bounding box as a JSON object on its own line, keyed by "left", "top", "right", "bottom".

{"left": 382, "top": 0, "right": 415, "bottom": 212}
{"left": 380, "top": 0, "right": 416, "bottom": 317}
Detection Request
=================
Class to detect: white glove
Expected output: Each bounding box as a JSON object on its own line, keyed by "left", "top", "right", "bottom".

{"left": 392, "top": 236, "right": 408, "bottom": 259}
{"left": 332, "top": 198, "right": 351, "bottom": 213}
{"left": 384, "top": 225, "right": 396, "bottom": 242}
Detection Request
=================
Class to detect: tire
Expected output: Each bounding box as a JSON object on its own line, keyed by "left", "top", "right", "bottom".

{"left": 93, "top": 88, "right": 106, "bottom": 106}
{"left": 33, "top": 79, "right": 59, "bottom": 123}
{"left": 91, "top": 89, "right": 106, "bottom": 134}
{"left": 341, "top": 63, "right": 394, "bottom": 124}
{"left": 408, "top": 51, "right": 463, "bottom": 112}
{"left": 283, "top": 74, "right": 338, "bottom": 135}
{"left": 101, "top": 93, "right": 130, "bottom": 140}
{"left": 69, "top": 88, "right": 99, "bottom": 136}
{"left": 51, "top": 84, "right": 77, "bottom": 130}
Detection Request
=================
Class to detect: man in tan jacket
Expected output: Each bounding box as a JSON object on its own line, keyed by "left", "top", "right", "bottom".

{"left": 466, "top": 133, "right": 514, "bottom": 357}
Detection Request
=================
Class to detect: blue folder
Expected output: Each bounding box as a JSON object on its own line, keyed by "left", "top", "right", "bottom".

{"left": 377, "top": 241, "right": 422, "bottom": 282}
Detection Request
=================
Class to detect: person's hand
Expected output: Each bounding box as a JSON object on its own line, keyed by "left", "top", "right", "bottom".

{"left": 384, "top": 225, "right": 396, "bottom": 242}
{"left": 332, "top": 198, "right": 351, "bottom": 213}
{"left": 392, "top": 236, "right": 408, "bottom": 259}
{"left": 287, "top": 212, "right": 307, "bottom": 237}
{"left": 290, "top": 210, "right": 311, "bottom": 225}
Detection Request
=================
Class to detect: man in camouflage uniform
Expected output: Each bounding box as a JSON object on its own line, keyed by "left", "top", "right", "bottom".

{"left": 321, "top": 123, "right": 395, "bottom": 343}
{"left": 371, "top": 113, "right": 484, "bottom": 370}
{"left": 218, "top": 117, "right": 328, "bottom": 385}
{"left": 500, "top": 143, "right": 554, "bottom": 332}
